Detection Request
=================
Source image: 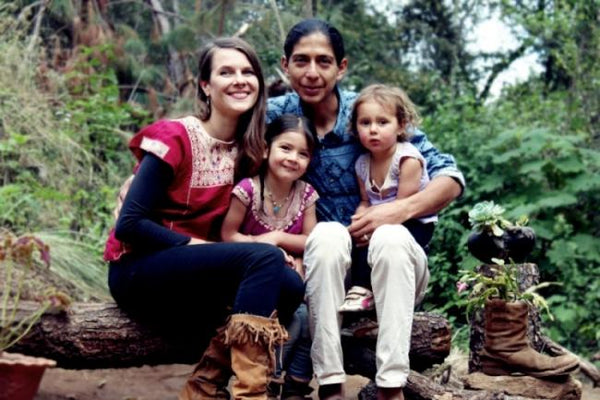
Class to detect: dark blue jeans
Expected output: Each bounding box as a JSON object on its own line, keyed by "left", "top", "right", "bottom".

{"left": 277, "top": 303, "right": 313, "bottom": 382}
{"left": 108, "top": 242, "right": 305, "bottom": 328}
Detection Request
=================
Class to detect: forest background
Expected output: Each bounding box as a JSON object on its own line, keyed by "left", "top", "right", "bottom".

{"left": 1, "top": 0, "right": 598, "bottom": 363}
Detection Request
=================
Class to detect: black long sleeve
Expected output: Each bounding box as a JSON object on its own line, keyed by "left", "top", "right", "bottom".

{"left": 114, "top": 153, "right": 191, "bottom": 249}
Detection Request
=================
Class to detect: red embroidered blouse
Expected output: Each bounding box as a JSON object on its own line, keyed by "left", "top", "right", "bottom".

{"left": 104, "top": 116, "right": 238, "bottom": 262}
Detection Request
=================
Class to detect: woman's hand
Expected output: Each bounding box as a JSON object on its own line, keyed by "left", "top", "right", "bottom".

{"left": 290, "top": 257, "right": 305, "bottom": 279}
{"left": 281, "top": 249, "right": 295, "bottom": 266}
{"left": 188, "top": 237, "right": 209, "bottom": 245}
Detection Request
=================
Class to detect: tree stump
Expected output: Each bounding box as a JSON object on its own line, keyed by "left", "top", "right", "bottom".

{"left": 343, "top": 311, "right": 452, "bottom": 377}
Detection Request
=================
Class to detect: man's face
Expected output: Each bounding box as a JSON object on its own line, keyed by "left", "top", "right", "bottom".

{"left": 282, "top": 32, "right": 347, "bottom": 106}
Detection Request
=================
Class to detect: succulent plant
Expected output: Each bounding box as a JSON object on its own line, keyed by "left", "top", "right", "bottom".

{"left": 467, "top": 201, "right": 536, "bottom": 264}
{"left": 468, "top": 201, "right": 512, "bottom": 237}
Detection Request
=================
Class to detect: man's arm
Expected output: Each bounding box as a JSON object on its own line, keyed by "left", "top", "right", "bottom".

{"left": 411, "top": 127, "right": 465, "bottom": 193}
{"left": 348, "top": 176, "right": 461, "bottom": 239}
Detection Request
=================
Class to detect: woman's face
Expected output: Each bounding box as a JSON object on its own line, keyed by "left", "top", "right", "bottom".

{"left": 282, "top": 33, "right": 347, "bottom": 106}
{"left": 201, "top": 48, "right": 259, "bottom": 118}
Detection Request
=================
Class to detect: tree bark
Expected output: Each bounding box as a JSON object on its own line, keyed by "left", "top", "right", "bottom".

{"left": 10, "top": 302, "right": 451, "bottom": 370}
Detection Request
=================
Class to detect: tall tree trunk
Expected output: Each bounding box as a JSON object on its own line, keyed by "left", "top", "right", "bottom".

{"left": 303, "top": 0, "right": 315, "bottom": 18}
{"left": 218, "top": 0, "right": 229, "bottom": 35}
{"left": 146, "top": 0, "right": 193, "bottom": 98}
{"left": 268, "top": 0, "right": 285, "bottom": 45}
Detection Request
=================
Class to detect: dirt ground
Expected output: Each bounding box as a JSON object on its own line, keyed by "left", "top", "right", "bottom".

{"left": 35, "top": 363, "right": 600, "bottom": 400}
{"left": 36, "top": 365, "right": 369, "bottom": 400}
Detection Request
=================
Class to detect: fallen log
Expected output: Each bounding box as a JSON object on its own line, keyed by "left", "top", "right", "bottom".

{"left": 10, "top": 301, "right": 451, "bottom": 371}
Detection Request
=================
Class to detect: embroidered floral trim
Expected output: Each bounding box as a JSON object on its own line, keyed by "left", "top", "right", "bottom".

{"left": 177, "top": 116, "right": 238, "bottom": 188}
{"left": 253, "top": 177, "right": 311, "bottom": 232}
{"left": 139, "top": 137, "right": 170, "bottom": 159}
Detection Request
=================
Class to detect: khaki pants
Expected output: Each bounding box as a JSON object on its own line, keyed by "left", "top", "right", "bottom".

{"left": 303, "top": 222, "right": 429, "bottom": 388}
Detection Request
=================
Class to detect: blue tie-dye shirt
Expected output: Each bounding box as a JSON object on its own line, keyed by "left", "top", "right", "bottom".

{"left": 267, "top": 87, "right": 465, "bottom": 226}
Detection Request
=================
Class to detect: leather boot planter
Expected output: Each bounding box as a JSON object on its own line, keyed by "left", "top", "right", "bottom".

{"left": 225, "top": 313, "right": 288, "bottom": 400}
{"left": 480, "top": 299, "right": 579, "bottom": 378}
{"left": 179, "top": 326, "right": 232, "bottom": 400}
{"left": 467, "top": 230, "right": 506, "bottom": 264}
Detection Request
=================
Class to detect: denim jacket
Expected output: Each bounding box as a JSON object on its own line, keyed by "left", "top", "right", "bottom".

{"left": 267, "top": 87, "right": 465, "bottom": 226}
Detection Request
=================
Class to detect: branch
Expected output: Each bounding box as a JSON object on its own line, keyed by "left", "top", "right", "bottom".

{"left": 109, "top": 0, "right": 186, "bottom": 21}
{"left": 476, "top": 42, "right": 529, "bottom": 102}
{"left": 26, "top": 0, "right": 48, "bottom": 55}
{"left": 539, "top": 335, "right": 600, "bottom": 387}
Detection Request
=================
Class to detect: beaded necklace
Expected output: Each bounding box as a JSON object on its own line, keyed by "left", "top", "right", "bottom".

{"left": 266, "top": 189, "right": 289, "bottom": 215}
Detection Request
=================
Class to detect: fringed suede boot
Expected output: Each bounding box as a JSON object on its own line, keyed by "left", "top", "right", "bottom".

{"left": 480, "top": 299, "right": 579, "bottom": 378}
{"left": 225, "top": 313, "right": 288, "bottom": 400}
{"left": 179, "top": 325, "right": 232, "bottom": 400}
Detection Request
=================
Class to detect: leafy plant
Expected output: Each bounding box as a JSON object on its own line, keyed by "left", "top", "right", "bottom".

{"left": 457, "top": 258, "right": 556, "bottom": 320}
{"left": 0, "top": 229, "right": 70, "bottom": 352}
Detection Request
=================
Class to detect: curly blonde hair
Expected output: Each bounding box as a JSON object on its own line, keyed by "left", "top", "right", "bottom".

{"left": 350, "top": 84, "right": 421, "bottom": 142}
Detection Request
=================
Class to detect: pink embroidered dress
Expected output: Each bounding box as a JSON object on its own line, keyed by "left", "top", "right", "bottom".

{"left": 104, "top": 116, "right": 237, "bottom": 262}
{"left": 232, "top": 177, "right": 319, "bottom": 235}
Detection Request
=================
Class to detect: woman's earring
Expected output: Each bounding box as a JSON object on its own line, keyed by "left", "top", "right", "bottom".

{"left": 206, "top": 96, "right": 211, "bottom": 109}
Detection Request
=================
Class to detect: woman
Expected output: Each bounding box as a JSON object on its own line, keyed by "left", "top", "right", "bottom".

{"left": 104, "top": 37, "right": 304, "bottom": 400}
{"left": 267, "top": 19, "right": 465, "bottom": 400}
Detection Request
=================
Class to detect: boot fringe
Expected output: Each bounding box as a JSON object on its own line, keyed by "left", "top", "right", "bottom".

{"left": 224, "top": 313, "right": 288, "bottom": 346}
{"left": 224, "top": 313, "right": 289, "bottom": 398}
{"left": 224, "top": 312, "right": 288, "bottom": 372}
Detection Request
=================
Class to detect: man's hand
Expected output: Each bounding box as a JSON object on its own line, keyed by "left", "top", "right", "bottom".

{"left": 347, "top": 176, "right": 462, "bottom": 244}
{"left": 348, "top": 200, "right": 409, "bottom": 246}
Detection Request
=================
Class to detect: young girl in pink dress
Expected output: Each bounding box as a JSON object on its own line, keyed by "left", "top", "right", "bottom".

{"left": 221, "top": 113, "right": 319, "bottom": 399}
{"left": 221, "top": 113, "right": 319, "bottom": 277}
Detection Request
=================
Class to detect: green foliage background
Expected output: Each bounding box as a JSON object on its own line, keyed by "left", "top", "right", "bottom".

{"left": 1, "top": 0, "right": 598, "bottom": 361}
